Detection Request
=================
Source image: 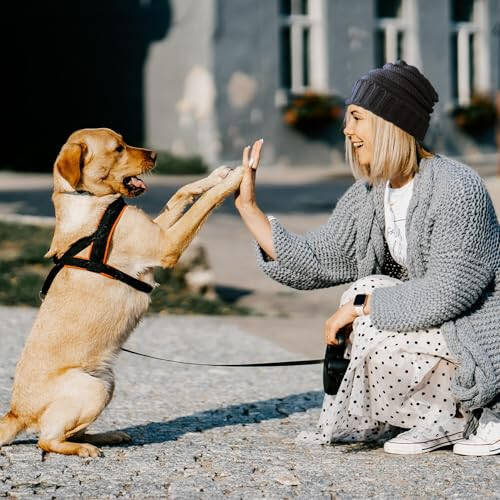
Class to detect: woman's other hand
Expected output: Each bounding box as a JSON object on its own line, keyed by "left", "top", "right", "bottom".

{"left": 324, "top": 302, "right": 358, "bottom": 345}
{"left": 234, "top": 138, "right": 263, "bottom": 211}
{"left": 324, "top": 295, "right": 372, "bottom": 345}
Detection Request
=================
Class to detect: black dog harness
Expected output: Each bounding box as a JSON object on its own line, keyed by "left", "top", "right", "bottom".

{"left": 40, "top": 197, "right": 153, "bottom": 299}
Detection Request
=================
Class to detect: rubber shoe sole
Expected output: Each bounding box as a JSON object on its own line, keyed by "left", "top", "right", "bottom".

{"left": 384, "top": 431, "right": 464, "bottom": 455}
{"left": 453, "top": 439, "right": 500, "bottom": 456}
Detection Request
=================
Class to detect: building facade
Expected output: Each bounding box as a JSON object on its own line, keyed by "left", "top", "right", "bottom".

{"left": 144, "top": 0, "right": 500, "bottom": 168}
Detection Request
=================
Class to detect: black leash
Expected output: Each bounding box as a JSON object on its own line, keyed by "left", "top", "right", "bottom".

{"left": 121, "top": 342, "right": 348, "bottom": 395}
{"left": 121, "top": 347, "right": 324, "bottom": 367}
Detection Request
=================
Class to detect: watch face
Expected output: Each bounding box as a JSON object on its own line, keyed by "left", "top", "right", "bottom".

{"left": 353, "top": 294, "right": 366, "bottom": 306}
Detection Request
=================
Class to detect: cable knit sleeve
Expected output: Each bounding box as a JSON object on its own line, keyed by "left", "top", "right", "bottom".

{"left": 254, "top": 180, "right": 365, "bottom": 290}
{"left": 371, "top": 170, "right": 498, "bottom": 331}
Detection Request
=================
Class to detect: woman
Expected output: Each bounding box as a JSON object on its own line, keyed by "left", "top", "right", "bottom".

{"left": 235, "top": 61, "right": 500, "bottom": 455}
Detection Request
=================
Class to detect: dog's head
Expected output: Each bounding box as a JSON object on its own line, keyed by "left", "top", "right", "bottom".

{"left": 53, "top": 128, "right": 156, "bottom": 197}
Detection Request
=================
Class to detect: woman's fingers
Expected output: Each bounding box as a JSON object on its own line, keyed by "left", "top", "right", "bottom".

{"left": 324, "top": 319, "right": 339, "bottom": 345}
{"left": 241, "top": 145, "right": 255, "bottom": 195}
{"left": 249, "top": 138, "right": 263, "bottom": 170}
{"left": 242, "top": 144, "right": 251, "bottom": 169}
{"left": 236, "top": 140, "right": 263, "bottom": 208}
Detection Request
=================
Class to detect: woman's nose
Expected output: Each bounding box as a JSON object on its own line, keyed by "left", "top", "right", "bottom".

{"left": 343, "top": 118, "right": 353, "bottom": 137}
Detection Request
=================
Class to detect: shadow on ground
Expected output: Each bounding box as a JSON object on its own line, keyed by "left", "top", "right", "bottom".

{"left": 119, "top": 391, "right": 323, "bottom": 446}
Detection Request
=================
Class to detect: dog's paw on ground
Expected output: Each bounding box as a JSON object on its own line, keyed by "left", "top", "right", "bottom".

{"left": 77, "top": 443, "right": 101, "bottom": 458}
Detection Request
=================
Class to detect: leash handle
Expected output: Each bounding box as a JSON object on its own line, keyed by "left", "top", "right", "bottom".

{"left": 323, "top": 329, "right": 350, "bottom": 395}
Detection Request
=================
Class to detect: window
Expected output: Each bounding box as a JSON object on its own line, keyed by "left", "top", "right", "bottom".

{"left": 449, "top": 0, "right": 490, "bottom": 106}
{"left": 375, "top": 0, "right": 407, "bottom": 67}
{"left": 279, "top": 0, "right": 327, "bottom": 93}
{"left": 374, "top": 0, "right": 421, "bottom": 70}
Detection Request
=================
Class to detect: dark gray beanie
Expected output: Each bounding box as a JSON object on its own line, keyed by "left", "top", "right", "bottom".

{"left": 345, "top": 60, "right": 439, "bottom": 142}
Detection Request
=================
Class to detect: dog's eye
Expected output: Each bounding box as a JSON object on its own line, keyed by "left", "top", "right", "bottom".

{"left": 115, "top": 145, "right": 124, "bottom": 153}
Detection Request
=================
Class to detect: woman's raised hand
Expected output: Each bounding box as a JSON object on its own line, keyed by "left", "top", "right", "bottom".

{"left": 234, "top": 139, "right": 263, "bottom": 211}
{"left": 233, "top": 139, "right": 276, "bottom": 260}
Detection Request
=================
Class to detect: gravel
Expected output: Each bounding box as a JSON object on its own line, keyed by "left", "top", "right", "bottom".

{"left": 0, "top": 306, "right": 498, "bottom": 498}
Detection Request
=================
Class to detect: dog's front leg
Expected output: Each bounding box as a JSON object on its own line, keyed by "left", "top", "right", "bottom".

{"left": 158, "top": 167, "right": 243, "bottom": 267}
{"left": 154, "top": 166, "right": 232, "bottom": 229}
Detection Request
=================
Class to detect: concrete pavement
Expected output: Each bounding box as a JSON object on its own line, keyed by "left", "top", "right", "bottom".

{"left": 0, "top": 306, "right": 498, "bottom": 498}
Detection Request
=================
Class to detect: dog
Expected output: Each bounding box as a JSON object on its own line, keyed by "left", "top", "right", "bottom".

{"left": 0, "top": 128, "right": 244, "bottom": 458}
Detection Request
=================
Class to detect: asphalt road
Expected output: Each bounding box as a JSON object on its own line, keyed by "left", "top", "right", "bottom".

{"left": 0, "top": 176, "right": 354, "bottom": 218}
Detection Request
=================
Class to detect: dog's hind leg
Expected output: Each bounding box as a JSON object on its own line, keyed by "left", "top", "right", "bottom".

{"left": 37, "top": 371, "right": 110, "bottom": 458}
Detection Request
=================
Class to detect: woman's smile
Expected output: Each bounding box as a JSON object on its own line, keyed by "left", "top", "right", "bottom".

{"left": 343, "top": 104, "right": 372, "bottom": 166}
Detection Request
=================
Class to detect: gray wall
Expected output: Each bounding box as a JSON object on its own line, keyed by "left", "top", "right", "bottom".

{"left": 145, "top": 0, "right": 219, "bottom": 163}
{"left": 213, "top": 0, "right": 280, "bottom": 166}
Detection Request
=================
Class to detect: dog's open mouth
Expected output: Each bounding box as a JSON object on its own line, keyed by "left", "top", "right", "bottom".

{"left": 123, "top": 176, "right": 147, "bottom": 196}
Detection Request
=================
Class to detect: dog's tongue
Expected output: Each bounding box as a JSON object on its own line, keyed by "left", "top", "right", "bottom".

{"left": 129, "top": 176, "right": 146, "bottom": 190}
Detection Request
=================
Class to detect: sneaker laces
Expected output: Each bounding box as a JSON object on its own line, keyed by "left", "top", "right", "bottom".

{"left": 394, "top": 425, "right": 439, "bottom": 441}
{"left": 395, "top": 419, "right": 465, "bottom": 442}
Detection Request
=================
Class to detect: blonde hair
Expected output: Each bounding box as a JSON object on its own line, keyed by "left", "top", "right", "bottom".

{"left": 344, "top": 107, "right": 434, "bottom": 185}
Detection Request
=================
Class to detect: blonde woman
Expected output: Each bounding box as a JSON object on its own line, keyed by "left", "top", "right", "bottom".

{"left": 235, "top": 61, "right": 500, "bottom": 455}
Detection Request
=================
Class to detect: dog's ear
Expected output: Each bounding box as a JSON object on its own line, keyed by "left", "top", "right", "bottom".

{"left": 55, "top": 142, "right": 87, "bottom": 188}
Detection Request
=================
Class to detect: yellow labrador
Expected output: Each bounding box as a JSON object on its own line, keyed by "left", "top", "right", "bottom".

{"left": 0, "top": 128, "right": 247, "bottom": 458}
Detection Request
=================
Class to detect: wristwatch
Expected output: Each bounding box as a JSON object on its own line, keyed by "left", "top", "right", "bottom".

{"left": 353, "top": 293, "right": 367, "bottom": 316}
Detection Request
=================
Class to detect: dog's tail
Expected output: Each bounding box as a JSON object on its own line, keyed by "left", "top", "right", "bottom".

{"left": 0, "top": 411, "right": 25, "bottom": 446}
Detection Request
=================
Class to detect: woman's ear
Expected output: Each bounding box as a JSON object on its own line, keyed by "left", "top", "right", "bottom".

{"left": 55, "top": 142, "right": 87, "bottom": 188}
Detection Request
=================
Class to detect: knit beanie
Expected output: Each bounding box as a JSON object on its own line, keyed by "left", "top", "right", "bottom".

{"left": 345, "top": 60, "right": 439, "bottom": 142}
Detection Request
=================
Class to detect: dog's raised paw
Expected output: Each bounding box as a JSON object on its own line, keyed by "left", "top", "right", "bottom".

{"left": 210, "top": 165, "right": 231, "bottom": 180}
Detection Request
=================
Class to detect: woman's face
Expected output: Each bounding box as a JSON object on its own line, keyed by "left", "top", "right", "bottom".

{"left": 343, "top": 104, "right": 373, "bottom": 168}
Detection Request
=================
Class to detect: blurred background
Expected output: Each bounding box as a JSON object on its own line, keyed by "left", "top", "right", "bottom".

{"left": 0, "top": 0, "right": 499, "bottom": 331}
{"left": 1, "top": 0, "right": 499, "bottom": 172}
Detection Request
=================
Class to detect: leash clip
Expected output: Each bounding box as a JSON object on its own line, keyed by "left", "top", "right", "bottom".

{"left": 39, "top": 290, "right": 46, "bottom": 302}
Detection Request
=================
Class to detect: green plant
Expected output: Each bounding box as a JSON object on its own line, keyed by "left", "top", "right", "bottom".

{"left": 283, "top": 91, "right": 345, "bottom": 135}
{"left": 153, "top": 151, "right": 209, "bottom": 175}
{"left": 451, "top": 94, "right": 497, "bottom": 136}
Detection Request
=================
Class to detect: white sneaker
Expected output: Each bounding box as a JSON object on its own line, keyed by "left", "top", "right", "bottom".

{"left": 384, "top": 418, "right": 466, "bottom": 455}
{"left": 453, "top": 409, "right": 500, "bottom": 456}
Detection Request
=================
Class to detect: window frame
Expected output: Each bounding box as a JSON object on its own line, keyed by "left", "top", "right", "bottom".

{"left": 278, "top": 0, "right": 328, "bottom": 95}
{"left": 450, "top": 0, "right": 491, "bottom": 107}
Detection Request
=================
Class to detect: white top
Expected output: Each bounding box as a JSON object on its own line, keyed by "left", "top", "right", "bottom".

{"left": 384, "top": 178, "right": 414, "bottom": 267}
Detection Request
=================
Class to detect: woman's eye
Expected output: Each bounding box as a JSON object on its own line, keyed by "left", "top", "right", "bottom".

{"left": 115, "top": 145, "right": 124, "bottom": 153}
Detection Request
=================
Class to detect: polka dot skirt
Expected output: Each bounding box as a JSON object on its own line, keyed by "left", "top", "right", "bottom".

{"left": 297, "top": 274, "right": 462, "bottom": 445}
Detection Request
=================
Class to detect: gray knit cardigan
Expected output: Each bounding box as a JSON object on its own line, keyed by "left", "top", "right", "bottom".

{"left": 256, "top": 154, "right": 500, "bottom": 410}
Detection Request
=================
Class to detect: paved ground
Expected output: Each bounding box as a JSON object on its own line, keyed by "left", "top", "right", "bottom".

{"left": 0, "top": 165, "right": 499, "bottom": 497}
{"left": 1, "top": 307, "right": 499, "bottom": 498}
